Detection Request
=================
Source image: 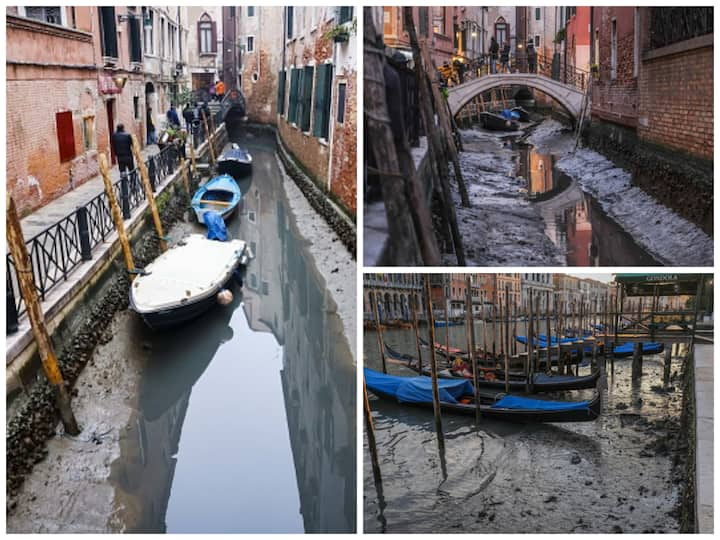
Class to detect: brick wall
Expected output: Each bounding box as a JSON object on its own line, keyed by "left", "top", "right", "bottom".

{"left": 329, "top": 71, "right": 357, "bottom": 215}
{"left": 591, "top": 7, "right": 638, "bottom": 127}
{"left": 637, "top": 42, "right": 713, "bottom": 160}
{"left": 242, "top": 50, "right": 279, "bottom": 124}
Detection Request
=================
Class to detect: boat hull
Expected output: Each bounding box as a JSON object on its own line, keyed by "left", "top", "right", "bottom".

{"left": 480, "top": 112, "right": 519, "bottom": 131}
{"left": 135, "top": 281, "right": 230, "bottom": 330}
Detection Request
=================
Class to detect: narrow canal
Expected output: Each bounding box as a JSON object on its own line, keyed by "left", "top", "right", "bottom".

{"left": 8, "top": 131, "right": 356, "bottom": 533}
{"left": 364, "top": 326, "right": 687, "bottom": 533}
{"left": 453, "top": 116, "right": 711, "bottom": 266}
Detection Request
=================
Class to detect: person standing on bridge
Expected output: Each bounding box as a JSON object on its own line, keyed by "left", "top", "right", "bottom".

{"left": 489, "top": 37, "right": 499, "bottom": 74}
{"left": 500, "top": 42, "right": 510, "bottom": 73}
{"left": 215, "top": 80, "right": 225, "bottom": 101}
{"left": 527, "top": 42, "right": 537, "bottom": 74}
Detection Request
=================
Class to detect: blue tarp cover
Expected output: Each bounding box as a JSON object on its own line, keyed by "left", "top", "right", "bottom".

{"left": 492, "top": 394, "right": 590, "bottom": 411}
{"left": 204, "top": 211, "right": 228, "bottom": 241}
{"left": 364, "top": 368, "right": 474, "bottom": 405}
{"left": 613, "top": 342, "right": 663, "bottom": 354}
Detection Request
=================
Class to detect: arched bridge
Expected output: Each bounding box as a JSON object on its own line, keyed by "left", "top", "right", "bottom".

{"left": 447, "top": 73, "right": 585, "bottom": 121}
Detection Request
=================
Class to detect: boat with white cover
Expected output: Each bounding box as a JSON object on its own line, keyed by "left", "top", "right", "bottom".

{"left": 130, "top": 234, "right": 252, "bottom": 329}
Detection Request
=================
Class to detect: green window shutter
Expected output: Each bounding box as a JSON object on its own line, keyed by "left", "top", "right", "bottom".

{"left": 289, "top": 68, "right": 300, "bottom": 123}
{"left": 301, "top": 65, "right": 314, "bottom": 131}
{"left": 277, "top": 70, "right": 286, "bottom": 116}
{"left": 294, "top": 68, "right": 304, "bottom": 124}
{"left": 313, "top": 63, "right": 334, "bottom": 138}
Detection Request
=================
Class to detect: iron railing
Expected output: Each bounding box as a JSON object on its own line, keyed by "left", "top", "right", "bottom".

{"left": 6, "top": 143, "right": 186, "bottom": 331}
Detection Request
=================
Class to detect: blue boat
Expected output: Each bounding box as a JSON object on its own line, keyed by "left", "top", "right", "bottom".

{"left": 364, "top": 368, "right": 600, "bottom": 423}
{"left": 191, "top": 174, "right": 241, "bottom": 224}
{"left": 613, "top": 342, "right": 664, "bottom": 357}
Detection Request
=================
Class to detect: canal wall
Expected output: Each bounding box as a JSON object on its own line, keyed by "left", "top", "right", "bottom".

{"left": 583, "top": 120, "right": 713, "bottom": 235}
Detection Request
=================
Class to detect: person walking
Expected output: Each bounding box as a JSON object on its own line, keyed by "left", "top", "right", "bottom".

{"left": 215, "top": 80, "right": 225, "bottom": 101}
{"left": 500, "top": 42, "right": 510, "bottom": 73}
{"left": 111, "top": 124, "right": 134, "bottom": 174}
{"left": 489, "top": 37, "right": 499, "bottom": 74}
{"left": 146, "top": 106, "right": 157, "bottom": 144}
{"left": 182, "top": 103, "right": 195, "bottom": 130}
{"left": 166, "top": 103, "right": 180, "bottom": 128}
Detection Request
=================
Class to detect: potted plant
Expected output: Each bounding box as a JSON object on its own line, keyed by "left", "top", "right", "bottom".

{"left": 590, "top": 63, "right": 599, "bottom": 79}
{"left": 324, "top": 18, "right": 356, "bottom": 43}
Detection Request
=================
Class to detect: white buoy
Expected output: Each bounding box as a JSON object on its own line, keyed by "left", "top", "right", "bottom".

{"left": 217, "top": 289, "right": 233, "bottom": 305}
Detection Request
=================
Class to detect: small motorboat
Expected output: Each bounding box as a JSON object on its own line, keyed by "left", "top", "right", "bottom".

{"left": 217, "top": 144, "right": 253, "bottom": 179}
{"left": 191, "top": 174, "right": 241, "bottom": 224}
{"left": 364, "top": 368, "right": 601, "bottom": 423}
{"left": 480, "top": 111, "right": 519, "bottom": 131}
{"left": 130, "top": 234, "right": 252, "bottom": 330}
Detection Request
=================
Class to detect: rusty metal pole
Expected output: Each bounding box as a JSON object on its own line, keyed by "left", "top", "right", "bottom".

{"left": 131, "top": 135, "right": 167, "bottom": 252}
{"left": 99, "top": 153, "right": 136, "bottom": 278}
{"left": 6, "top": 196, "right": 80, "bottom": 435}
{"left": 424, "top": 274, "right": 445, "bottom": 449}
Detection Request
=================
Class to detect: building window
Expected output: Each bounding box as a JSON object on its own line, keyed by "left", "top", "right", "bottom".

{"left": 300, "top": 65, "right": 314, "bottom": 132}
{"left": 336, "top": 82, "right": 346, "bottom": 124}
{"left": 495, "top": 18, "right": 507, "bottom": 45}
{"left": 128, "top": 12, "right": 142, "bottom": 63}
{"left": 313, "top": 63, "right": 333, "bottom": 139}
{"left": 247, "top": 36, "right": 254, "bottom": 52}
{"left": 419, "top": 7, "right": 429, "bottom": 37}
{"left": 82, "top": 116, "right": 94, "bottom": 151}
{"left": 535, "top": 34, "right": 540, "bottom": 47}
{"left": 56, "top": 111, "right": 75, "bottom": 162}
{"left": 133, "top": 97, "right": 140, "bottom": 120}
{"left": 535, "top": 7, "right": 541, "bottom": 21}
{"left": 247, "top": 6, "right": 255, "bottom": 17}
{"left": 288, "top": 68, "right": 301, "bottom": 124}
{"left": 198, "top": 14, "right": 216, "bottom": 54}
{"left": 610, "top": 18, "right": 617, "bottom": 80}
{"left": 594, "top": 28, "right": 599, "bottom": 66}
{"left": 277, "top": 70, "right": 287, "bottom": 116}
{"left": 24, "top": 6, "right": 63, "bottom": 25}
{"left": 99, "top": 7, "right": 118, "bottom": 59}
{"left": 160, "top": 18, "right": 165, "bottom": 58}
{"left": 338, "top": 7, "right": 353, "bottom": 24}
{"left": 143, "top": 8, "right": 154, "bottom": 55}
{"left": 286, "top": 7, "right": 294, "bottom": 39}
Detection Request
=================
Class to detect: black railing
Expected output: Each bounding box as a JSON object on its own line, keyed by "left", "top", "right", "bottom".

{"left": 6, "top": 143, "right": 184, "bottom": 329}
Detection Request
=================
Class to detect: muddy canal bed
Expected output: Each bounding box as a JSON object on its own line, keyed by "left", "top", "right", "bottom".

{"left": 451, "top": 119, "right": 712, "bottom": 266}
{"left": 364, "top": 328, "right": 686, "bottom": 533}
{"left": 8, "top": 132, "right": 356, "bottom": 533}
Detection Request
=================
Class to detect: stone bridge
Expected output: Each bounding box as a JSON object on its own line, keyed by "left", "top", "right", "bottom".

{"left": 447, "top": 73, "right": 585, "bottom": 121}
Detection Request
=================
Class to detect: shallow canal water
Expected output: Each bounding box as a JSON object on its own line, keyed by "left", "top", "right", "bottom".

{"left": 109, "top": 131, "right": 356, "bottom": 533}
{"left": 364, "top": 327, "right": 685, "bottom": 533}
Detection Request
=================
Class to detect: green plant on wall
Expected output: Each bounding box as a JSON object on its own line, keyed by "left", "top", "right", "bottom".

{"left": 554, "top": 28, "right": 566, "bottom": 44}
{"left": 324, "top": 18, "right": 357, "bottom": 42}
{"left": 177, "top": 87, "right": 194, "bottom": 107}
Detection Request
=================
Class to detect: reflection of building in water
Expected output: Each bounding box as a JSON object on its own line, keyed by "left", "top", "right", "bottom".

{"left": 529, "top": 151, "right": 553, "bottom": 196}
{"left": 565, "top": 200, "right": 593, "bottom": 266}
{"left": 280, "top": 215, "right": 356, "bottom": 533}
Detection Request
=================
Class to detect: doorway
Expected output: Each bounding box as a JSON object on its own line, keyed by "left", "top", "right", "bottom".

{"left": 106, "top": 98, "right": 116, "bottom": 164}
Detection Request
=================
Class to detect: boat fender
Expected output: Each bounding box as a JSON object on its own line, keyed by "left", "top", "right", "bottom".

{"left": 217, "top": 289, "right": 233, "bottom": 305}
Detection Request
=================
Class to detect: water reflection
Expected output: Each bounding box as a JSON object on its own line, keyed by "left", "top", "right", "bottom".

{"left": 110, "top": 131, "right": 356, "bottom": 533}
{"left": 517, "top": 143, "right": 659, "bottom": 266}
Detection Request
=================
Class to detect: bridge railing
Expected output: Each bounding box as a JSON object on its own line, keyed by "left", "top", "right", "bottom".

{"left": 444, "top": 53, "right": 589, "bottom": 92}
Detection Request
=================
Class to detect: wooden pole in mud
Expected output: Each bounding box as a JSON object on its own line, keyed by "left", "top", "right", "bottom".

{"left": 99, "top": 153, "right": 136, "bottom": 278}
{"left": 444, "top": 274, "right": 450, "bottom": 363}
{"left": 482, "top": 300, "right": 489, "bottom": 368}
{"left": 465, "top": 276, "right": 480, "bottom": 426}
{"left": 663, "top": 347, "right": 672, "bottom": 385}
{"left": 545, "top": 291, "right": 552, "bottom": 374}
{"left": 498, "top": 296, "right": 505, "bottom": 361}
{"left": 200, "top": 109, "right": 216, "bottom": 165}
{"left": 424, "top": 274, "right": 445, "bottom": 448}
{"left": 189, "top": 142, "right": 198, "bottom": 180}
{"left": 6, "top": 196, "right": 81, "bottom": 436}
{"left": 503, "top": 295, "right": 510, "bottom": 394}
{"left": 512, "top": 301, "right": 518, "bottom": 357}
{"left": 131, "top": 135, "right": 167, "bottom": 253}
{"left": 411, "top": 292, "right": 424, "bottom": 374}
{"left": 363, "top": 378, "right": 384, "bottom": 491}
{"left": 180, "top": 157, "right": 191, "bottom": 196}
{"left": 372, "top": 290, "right": 388, "bottom": 374}
{"left": 632, "top": 298, "right": 643, "bottom": 380}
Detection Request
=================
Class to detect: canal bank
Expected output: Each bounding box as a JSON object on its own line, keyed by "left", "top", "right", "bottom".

{"left": 7, "top": 130, "right": 356, "bottom": 533}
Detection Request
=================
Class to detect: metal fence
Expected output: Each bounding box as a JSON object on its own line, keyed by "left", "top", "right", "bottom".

{"left": 6, "top": 143, "right": 186, "bottom": 333}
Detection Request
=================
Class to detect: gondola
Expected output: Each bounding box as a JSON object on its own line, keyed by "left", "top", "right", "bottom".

{"left": 612, "top": 342, "right": 664, "bottom": 358}
{"left": 130, "top": 234, "right": 252, "bottom": 330}
{"left": 511, "top": 106, "right": 531, "bottom": 122}
{"left": 480, "top": 111, "right": 519, "bottom": 131}
{"left": 364, "top": 368, "right": 601, "bottom": 423}
{"left": 191, "top": 174, "right": 242, "bottom": 224}
{"left": 217, "top": 144, "right": 253, "bottom": 179}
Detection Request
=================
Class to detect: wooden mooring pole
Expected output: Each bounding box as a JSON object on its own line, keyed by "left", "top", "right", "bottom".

{"left": 411, "top": 293, "right": 424, "bottom": 374}
{"left": 663, "top": 347, "right": 672, "bottom": 385}
{"left": 372, "top": 290, "right": 387, "bottom": 374}
{"left": 200, "top": 109, "right": 217, "bottom": 165}
{"left": 180, "top": 157, "right": 191, "bottom": 196}
{"left": 6, "top": 196, "right": 80, "bottom": 435}
{"left": 465, "top": 276, "right": 480, "bottom": 426}
{"left": 131, "top": 135, "right": 167, "bottom": 252}
{"left": 424, "top": 274, "right": 445, "bottom": 449}
{"left": 364, "top": 377, "right": 384, "bottom": 492}
{"left": 189, "top": 141, "right": 198, "bottom": 179}
{"left": 99, "top": 153, "right": 136, "bottom": 278}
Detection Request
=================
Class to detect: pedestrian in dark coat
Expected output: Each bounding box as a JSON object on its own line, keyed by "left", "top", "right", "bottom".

{"left": 182, "top": 104, "right": 194, "bottom": 130}
{"left": 501, "top": 43, "right": 510, "bottom": 73}
{"left": 166, "top": 103, "right": 180, "bottom": 127}
{"left": 111, "top": 124, "right": 134, "bottom": 173}
{"left": 489, "top": 37, "right": 499, "bottom": 74}
{"left": 527, "top": 43, "right": 537, "bottom": 73}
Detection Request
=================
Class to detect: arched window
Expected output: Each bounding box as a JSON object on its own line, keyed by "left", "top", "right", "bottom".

{"left": 198, "top": 13, "right": 216, "bottom": 54}
{"left": 495, "top": 16, "right": 507, "bottom": 46}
